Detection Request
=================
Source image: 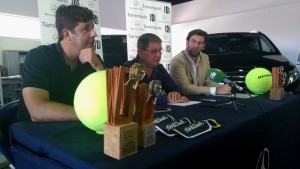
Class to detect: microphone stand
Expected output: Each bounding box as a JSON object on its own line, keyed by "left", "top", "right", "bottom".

{"left": 214, "top": 87, "right": 245, "bottom": 112}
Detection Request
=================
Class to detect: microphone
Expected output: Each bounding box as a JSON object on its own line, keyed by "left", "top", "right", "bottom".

{"left": 208, "top": 68, "right": 244, "bottom": 92}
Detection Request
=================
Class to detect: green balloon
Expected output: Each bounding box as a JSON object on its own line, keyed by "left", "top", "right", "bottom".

{"left": 245, "top": 67, "right": 272, "bottom": 94}
{"left": 74, "top": 70, "right": 107, "bottom": 134}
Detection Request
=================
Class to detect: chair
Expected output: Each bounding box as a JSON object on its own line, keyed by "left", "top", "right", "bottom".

{"left": 0, "top": 100, "right": 19, "bottom": 166}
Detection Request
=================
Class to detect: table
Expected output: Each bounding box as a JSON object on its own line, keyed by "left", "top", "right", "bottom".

{"left": 9, "top": 93, "right": 300, "bottom": 169}
{"left": 1, "top": 77, "right": 22, "bottom": 86}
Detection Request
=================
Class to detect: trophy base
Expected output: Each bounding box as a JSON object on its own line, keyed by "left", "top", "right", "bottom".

{"left": 270, "top": 88, "right": 284, "bottom": 100}
{"left": 138, "top": 122, "right": 156, "bottom": 148}
{"left": 104, "top": 122, "right": 138, "bottom": 160}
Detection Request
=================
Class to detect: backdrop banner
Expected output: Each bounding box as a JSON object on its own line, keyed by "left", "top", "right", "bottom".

{"left": 125, "top": 0, "right": 172, "bottom": 71}
{"left": 37, "top": 0, "right": 103, "bottom": 59}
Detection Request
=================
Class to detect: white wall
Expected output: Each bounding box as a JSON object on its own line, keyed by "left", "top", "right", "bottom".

{"left": 171, "top": 0, "right": 300, "bottom": 66}
{"left": 0, "top": 38, "right": 40, "bottom": 65}
{"left": 0, "top": 0, "right": 126, "bottom": 30}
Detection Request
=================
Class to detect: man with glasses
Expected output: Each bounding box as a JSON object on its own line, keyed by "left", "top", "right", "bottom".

{"left": 170, "top": 29, "right": 231, "bottom": 96}
{"left": 123, "top": 33, "right": 189, "bottom": 105}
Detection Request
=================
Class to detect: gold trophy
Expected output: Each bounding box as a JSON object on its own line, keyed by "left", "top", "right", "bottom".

{"left": 104, "top": 63, "right": 145, "bottom": 159}
{"left": 270, "top": 66, "right": 285, "bottom": 100}
{"left": 135, "top": 80, "right": 161, "bottom": 148}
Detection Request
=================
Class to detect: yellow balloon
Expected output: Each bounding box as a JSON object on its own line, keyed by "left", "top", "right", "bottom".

{"left": 74, "top": 70, "right": 107, "bottom": 134}
{"left": 245, "top": 67, "right": 272, "bottom": 94}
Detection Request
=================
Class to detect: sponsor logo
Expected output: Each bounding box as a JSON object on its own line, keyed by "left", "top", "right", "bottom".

{"left": 258, "top": 74, "right": 272, "bottom": 79}
{"left": 50, "top": 5, "right": 58, "bottom": 12}
{"left": 127, "top": 13, "right": 147, "bottom": 19}
{"left": 165, "top": 45, "right": 171, "bottom": 53}
{"left": 165, "top": 25, "right": 171, "bottom": 33}
{"left": 53, "top": 34, "right": 58, "bottom": 42}
{"left": 134, "top": 21, "right": 140, "bottom": 27}
{"left": 166, "top": 63, "right": 170, "bottom": 71}
{"left": 128, "top": 34, "right": 140, "bottom": 39}
{"left": 209, "top": 72, "right": 217, "bottom": 79}
{"left": 94, "top": 15, "right": 99, "bottom": 25}
{"left": 163, "top": 53, "right": 170, "bottom": 60}
{"left": 57, "top": 0, "right": 68, "bottom": 3}
{"left": 150, "top": 14, "right": 156, "bottom": 22}
{"left": 88, "top": 1, "right": 94, "bottom": 8}
{"left": 144, "top": 24, "right": 162, "bottom": 30}
{"left": 164, "top": 6, "right": 170, "bottom": 14}
{"left": 41, "top": 22, "right": 56, "bottom": 28}
{"left": 95, "top": 40, "right": 102, "bottom": 49}
{"left": 143, "top": 4, "right": 161, "bottom": 11}
{"left": 133, "top": 0, "right": 139, "bottom": 7}
{"left": 125, "top": 130, "right": 134, "bottom": 141}
{"left": 147, "top": 126, "right": 154, "bottom": 135}
{"left": 72, "top": 0, "right": 80, "bottom": 5}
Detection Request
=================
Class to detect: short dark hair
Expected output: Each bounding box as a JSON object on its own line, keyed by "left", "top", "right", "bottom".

{"left": 186, "top": 29, "right": 208, "bottom": 45}
{"left": 137, "top": 33, "right": 162, "bottom": 49}
{"left": 55, "top": 5, "right": 96, "bottom": 41}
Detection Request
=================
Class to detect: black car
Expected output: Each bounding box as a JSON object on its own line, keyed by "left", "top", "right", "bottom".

{"left": 203, "top": 31, "right": 300, "bottom": 93}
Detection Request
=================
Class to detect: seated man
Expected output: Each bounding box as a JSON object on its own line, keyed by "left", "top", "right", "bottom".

{"left": 170, "top": 29, "right": 231, "bottom": 96}
{"left": 122, "top": 33, "right": 189, "bottom": 105}
{"left": 17, "top": 5, "right": 104, "bottom": 122}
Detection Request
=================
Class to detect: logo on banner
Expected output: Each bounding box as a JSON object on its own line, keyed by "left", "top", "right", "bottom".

{"left": 163, "top": 34, "right": 168, "bottom": 40}
{"left": 72, "top": 0, "right": 80, "bottom": 5}
{"left": 133, "top": 0, "right": 139, "bottom": 7}
{"left": 95, "top": 40, "right": 102, "bottom": 49}
{"left": 88, "top": 1, "right": 94, "bottom": 8}
{"left": 165, "top": 45, "right": 171, "bottom": 53}
{"left": 163, "top": 53, "right": 170, "bottom": 60}
{"left": 166, "top": 63, "right": 170, "bottom": 71}
{"left": 165, "top": 25, "right": 171, "bottom": 33}
{"left": 53, "top": 34, "right": 58, "bottom": 42}
{"left": 94, "top": 15, "right": 99, "bottom": 25}
{"left": 134, "top": 21, "right": 140, "bottom": 27}
{"left": 41, "top": 21, "right": 56, "bottom": 28}
{"left": 50, "top": 5, "right": 58, "bottom": 12}
{"left": 164, "top": 6, "right": 170, "bottom": 14}
{"left": 128, "top": 34, "right": 140, "bottom": 39}
{"left": 58, "top": 0, "right": 69, "bottom": 3}
{"left": 150, "top": 14, "right": 156, "bottom": 22}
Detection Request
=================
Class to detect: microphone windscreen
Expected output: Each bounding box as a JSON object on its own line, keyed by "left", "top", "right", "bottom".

{"left": 208, "top": 68, "right": 226, "bottom": 83}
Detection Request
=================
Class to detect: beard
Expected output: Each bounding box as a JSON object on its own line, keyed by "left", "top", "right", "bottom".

{"left": 187, "top": 47, "right": 200, "bottom": 57}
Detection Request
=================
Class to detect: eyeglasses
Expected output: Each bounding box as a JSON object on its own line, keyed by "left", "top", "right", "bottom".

{"left": 143, "top": 48, "right": 164, "bottom": 55}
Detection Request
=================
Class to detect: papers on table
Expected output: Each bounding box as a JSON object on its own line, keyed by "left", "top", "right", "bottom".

{"left": 168, "top": 101, "right": 201, "bottom": 106}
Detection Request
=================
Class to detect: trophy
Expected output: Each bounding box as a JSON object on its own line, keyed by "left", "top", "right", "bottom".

{"left": 135, "top": 80, "right": 161, "bottom": 148}
{"left": 270, "top": 66, "right": 285, "bottom": 100}
{"left": 104, "top": 63, "right": 145, "bottom": 159}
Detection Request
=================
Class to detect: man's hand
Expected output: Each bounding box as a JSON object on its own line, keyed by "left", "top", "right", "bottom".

{"left": 79, "top": 47, "right": 104, "bottom": 71}
{"left": 167, "top": 92, "right": 189, "bottom": 103}
{"left": 216, "top": 84, "right": 232, "bottom": 95}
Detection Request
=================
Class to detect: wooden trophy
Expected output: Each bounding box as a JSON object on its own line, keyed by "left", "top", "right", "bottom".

{"left": 104, "top": 63, "right": 145, "bottom": 160}
{"left": 270, "top": 66, "right": 284, "bottom": 100}
{"left": 135, "top": 80, "right": 161, "bottom": 148}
